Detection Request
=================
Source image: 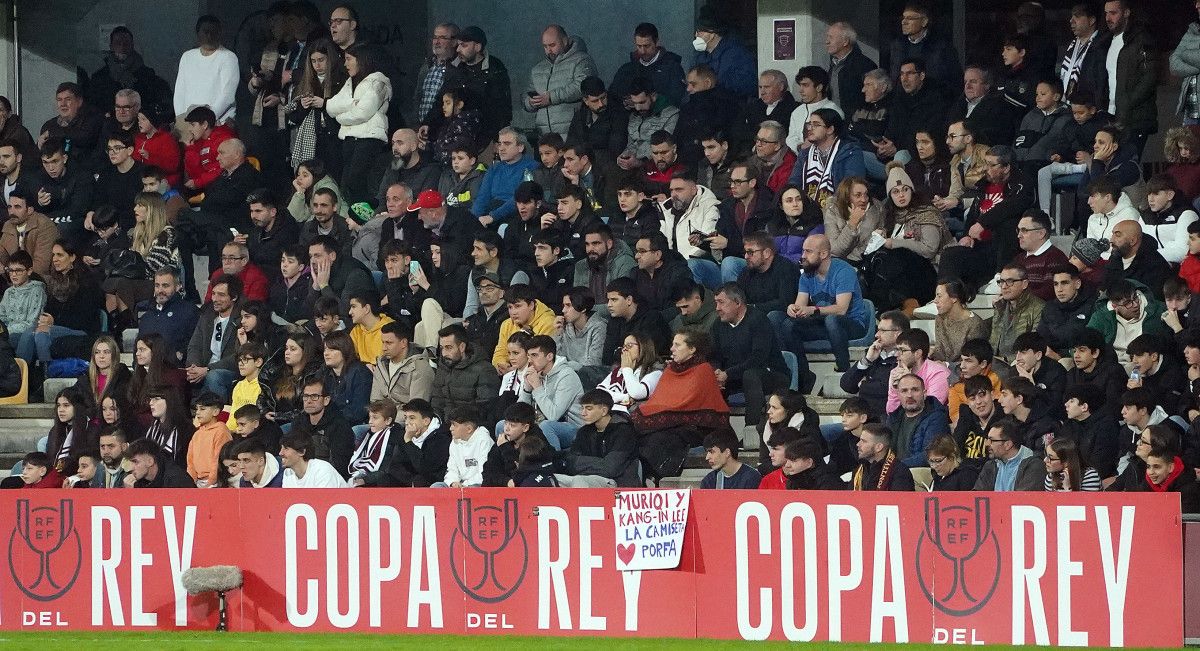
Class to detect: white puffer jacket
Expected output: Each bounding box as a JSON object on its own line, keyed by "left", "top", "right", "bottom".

{"left": 327, "top": 71, "right": 392, "bottom": 142}
{"left": 658, "top": 184, "right": 722, "bottom": 259}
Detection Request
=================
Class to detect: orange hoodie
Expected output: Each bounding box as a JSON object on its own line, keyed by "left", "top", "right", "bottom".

{"left": 187, "top": 421, "right": 233, "bottom": 485}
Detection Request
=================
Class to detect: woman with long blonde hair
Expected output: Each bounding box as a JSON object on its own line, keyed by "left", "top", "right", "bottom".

{"left": 104, "top": 192, "right": 178, "bottom": 324}
{"left": 70, "top": 334, "right": 132, "bottom": 427}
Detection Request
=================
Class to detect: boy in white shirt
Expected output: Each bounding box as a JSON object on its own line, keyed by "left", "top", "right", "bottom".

{"left": 439, "top": 405, "right": 494, "bottom": 488}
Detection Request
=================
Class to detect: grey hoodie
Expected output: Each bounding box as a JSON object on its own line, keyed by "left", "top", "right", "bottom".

{"left": 520, "top": 361, "right": 585, "bottom": 425}
{"left": 554, "top": 312, "right": 606, "bottom": 370}
{"left": 0, "top": 280, "right": 45, "bottom": 334}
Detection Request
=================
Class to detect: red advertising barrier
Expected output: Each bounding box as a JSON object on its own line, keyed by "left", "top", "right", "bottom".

{"left": 0, "top": 489, "right": 1183, "bottom": 646}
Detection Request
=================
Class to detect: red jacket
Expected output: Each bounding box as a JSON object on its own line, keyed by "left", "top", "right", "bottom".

{"left": 766, "top": 150, "right": 797, "bottom": 195}
{"left": 757, "top": 468, "right": 786, "bottom": 490}
{"left": 183, "top": 124, "right": 236, "bottom": 190}
{"left": 1183, "top": 255, "right": 1200, "bottom": 294}
{"left": 205, "top": 262, "right": 269, "bottom": 304}
{"left": 24, "top": 467, "right": 64, "bottom": 489}
{"left": 135, "top": 130, "right": 182, "bottom": 188}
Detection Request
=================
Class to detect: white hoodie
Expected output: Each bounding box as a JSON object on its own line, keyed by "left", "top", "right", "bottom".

{"left": 1085, "top": 192, "right": 1143, "bottom": 260}
{"left": 444, "top": 426, "right": 494, "bottom": 487}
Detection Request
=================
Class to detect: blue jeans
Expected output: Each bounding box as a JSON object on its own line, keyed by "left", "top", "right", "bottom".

{"left": 16, "top": 326, "right": 86, "bottom": 363}
{"left": 688, "top": 257, "right": 747, "bottom": 290}
{"left": 540, "top": 421, "right": 580, "bottom": 450}
{"left": 201, "top": 369, "right": 236, "bottom": 402}
{"left": 768, "top": 310, "right": 865, "bottom": 372}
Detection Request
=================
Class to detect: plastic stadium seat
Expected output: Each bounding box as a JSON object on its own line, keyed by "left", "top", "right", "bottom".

{"left": 0, "top": 358, "right": 29, "bottom": 405}
{"left": 797, "top": 299, "right": 877, "bottom": 353}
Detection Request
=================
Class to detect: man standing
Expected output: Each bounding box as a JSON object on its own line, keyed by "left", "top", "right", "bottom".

{"left": 884, "top": 1, "right": 962, "bottom": 88}
{"left": 87, "top": 26, "right": 170, "bottom": 115}
{"left": 524, "top": 25, "right": 597, "bottom": 137}
{"left": 610, "top": 22, "right": 686, "bottom": 107}
{"left": 886, "top": 373, "right": 950, "bottom": 468}
{"left": 1086, "top": 0, "right": 1158, "bottom": 156}
{"left": 621, "top": 79, "right": 681, "bottom": 169}
{"left": 413, "top": 22, "right": 460, "bottom": 125}
{"left": 825, "top": 22, "right": 876, "bottom": 118}
{"left": 449, "top": 26, "right": 512, "bottom": 145}
{"left": 692, "top": 14, "right": 756, "bottom": 100}
{"left": 173, "top": 15, "right": 239, "bottom": 123}
{"left": 776, "top": 234, "right": 869, "bottom": 376}
{"left": 1062, "top": 3, "right": 1103, "bottom": 97}
{"left": 851, "top": 423, "right": 916, "bottom": 491}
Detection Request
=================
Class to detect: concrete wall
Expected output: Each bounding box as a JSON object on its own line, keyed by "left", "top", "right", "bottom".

{"left": 426, "top": 0, "right": 697, "bottom": 130}
{"left": 754, "top": 0, "right": 881, "bottom": 86}
{"left": 17, "top": 0, "right": 202, "bottom": 127}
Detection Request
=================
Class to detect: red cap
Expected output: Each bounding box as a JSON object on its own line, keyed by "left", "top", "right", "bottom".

{"left": 407, "top": 189, "right": 445, "bottom": 212}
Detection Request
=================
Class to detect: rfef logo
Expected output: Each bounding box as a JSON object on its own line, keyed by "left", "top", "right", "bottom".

{"left": 449, "top": 498, "right": 527, "bottom": 603}
{"left": 7, "top": 499, "right": 82, "bottom": 601}
{"left": 915, "top": 496, "right": 1000, "bottom": 616}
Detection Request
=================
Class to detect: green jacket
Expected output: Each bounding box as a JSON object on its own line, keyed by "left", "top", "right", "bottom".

{"left": 989, "top": 291, "right": 1044, "bottom": 361}
{"left": 1086, "top": 288, "right": 1168, "bottom": 344}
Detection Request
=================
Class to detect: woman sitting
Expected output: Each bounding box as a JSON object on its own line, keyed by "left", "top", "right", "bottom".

{"left": 46, "top": 387, "right": 92, "bottom": 473}
{"left": 322, "top": 331, "right": 371, "bottom": 425}
{"left": 494, "top": 331, "right": 533, "bottom": 424}
{"left": 931, "top": 277, "right": 990, "bottom": 364}
{"left": 97, "top": 394, "right": 140, "bottom": 442}
{"left": 431, "top": 87, "right": 483, "bottom": 166}
{"left": 270, "top": 334, "right": 323, "bottom": 424}
{"left": 631, "top": 327, "right": 730, "bottom": 481}
{"left": 596, "top": 332, "right": 663, "bottom": 413}
{"left": 127, "top": 333, "right": 188, "bottom": 430}
{"left": 213, "top": 440, "right": 243, "bottom": 488}
{"left": 1044, "top": 437, "right": 1101, "bottom": 491}
{"left": 862, "top": 164, "right": 950, "bottom": 313}
{"left": 755, "top": 389, "right": 821, "bottom": 473}
{"left": 823, "top": 176, "right": 883, "bottom": 265}
{"left": 905, "top": 128, "right": 951, "bottom": 200}
{"left": 16, "top": 239, "right": 103, "bottom": 364}
{"left": 71, "top": 335, "right": 132, "bottom": 427}
{"left": 762, "top": 184, "right": 824, "bottom": 263}
{"left": 927, "top": 434, "right": 979, "bottom": 490}
{"left": 104, "top": 192, "right": 180, "bottom": 331}
{"left": 287, "top": 158, "right": 349, "bottom": 223}
{"left": 144, "top": 386, "right": 194, "bottom": 469}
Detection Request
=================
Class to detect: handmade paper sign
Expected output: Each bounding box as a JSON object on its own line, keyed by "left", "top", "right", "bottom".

{"left": 613, "top": 489, "right": 690, "bottom": 570}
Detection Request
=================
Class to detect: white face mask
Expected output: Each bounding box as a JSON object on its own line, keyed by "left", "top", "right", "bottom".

{"left": 692, "top": 36, "right": 708, "bottom": 52}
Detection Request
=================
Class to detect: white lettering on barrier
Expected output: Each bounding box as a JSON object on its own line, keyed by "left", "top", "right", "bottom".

{"left": 779, "top": 502, "right": 817, "bottom": 642}
{"left": 621, "top": 569, "right": 642, "bottom": 632}
{"left": 326, "top": 505, "right": 360, "bottom": 628}
{"left": 538, "top": 505, "right": 571, "bottom": 630}
{"left": 1096, "top": 506, "right": 1134, "bottom": 647}
{"left": 1012, "top": 505, "right": 1050, "bottom": 645}
{"left": 368, "top": 506, "right": 401, "bottom": 628}
{"left": 870, "top": 505, "right": 908, "bottom": 643}
{"left": 407, "top": 506, "right": 443, "bottom": 629}
{"left": 827, "top": 505, "right": 863, "bottom": 642}
{"left": 1056, "top": 506, "right": 1087, "bottom": 647}
{"left": 285, "top": 504, "right": 318, "bottom": 627}
{"left": 578, "top": 506, "right": 605, "bottom": 631}
{"left": 734, "top": 502, "right": 771, "bottom": 640}
{"left": 90, "top": 505, "right": 195, "bottom": 628}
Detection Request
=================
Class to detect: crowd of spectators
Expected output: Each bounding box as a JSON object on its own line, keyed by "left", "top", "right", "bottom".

{"left": 5, "top": 0, "right": 1200, "bottom": 506}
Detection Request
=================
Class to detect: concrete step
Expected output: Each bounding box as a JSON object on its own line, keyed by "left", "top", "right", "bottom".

{"left": 0, "top": 419, "right": 51, "bottom": 453}
{"left": 43, "top": 377, "right": 75, "bottom": 401}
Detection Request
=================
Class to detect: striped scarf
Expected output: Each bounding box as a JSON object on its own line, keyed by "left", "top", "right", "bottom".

{"left": 852, "top": 449, "right": 896, "bottom": 490}
{"left": 804, "top": 138, "right": 840, "bottom": 207}
{"left": 1059, "top": 35, "right": 1094, "bottom": 96}
{"left": 145, "top": 419, "right": 178, "bottom": 458}
{"left": 349, "top": 425, "right": 393, "bottom": 475}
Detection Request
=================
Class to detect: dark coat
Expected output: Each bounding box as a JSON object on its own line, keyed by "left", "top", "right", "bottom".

{"left": 786, "top": 460, "right": 846, "bottom": 490}
{"left": 945, "top": 92, "right": 1020, "bottom": 146}
{"left": 602, "top": 304, "right": 672, "bottom": 366}
{"left": 731, "top": 92, "right": 798, "bottom": 155}
{"left": 1037, "top": 286, "right": 1098, "bottom": 355}
{"left": 307, "top": 254, "right": 376, "bottom": 315}
{"left": 830, "top": 45, "right": 877, "bottom": 118}
{"left": 610, "top": 48, "right": 687, "bottom": 107}
{"left": 199, "top": 164, "right": 263, "bottom": 233}
{"left": 392, "top": 428, "right": 452, "bottom": 487}
{"left": 247, "top": 211, "right": 300, "bottom": 282}
{"left": 431, "top": 351, "right": 501, "bottom": 417}
{"left": 1083, "top": 28, "right": 1159, "bottom": 135}
{"left": 630, "top": 250, "right": 692, "bottom": 319}
{"left": 675, "top": 86, "right": 739, "bottom": 164}
{"left": 1103, "top": 239, "right": 1172, "bottom": 300}
{"left": 885, "top": 30, "right": 962, "bottom": 89}
{"left": 840, "top": 353, "right": 900, "bottom": 418}
{"left": 137, "top": 294, "right": 200, "bottom": 365}
{"left": 564, "top": 413, "right": 640, "bottom": 487}
{"left": 930, "top": 464, "right": 980, "bottom": 491}
{"left": 292, "top": 405, "right": 355, "bottom": 479}
{"left": 1057, "top": 412, "right": 1122, "bottom": 479}
{"left": 888, "top": 81, "right": 950, "bottom": 152}
{"left": 738, "top": 253, "right": 799, "bottom": 316}
{"left": 567, "top": 104, "right": 629, "bottom": 159}
{"left": 963, "top": 167, "right": 1037, "bottom": 270}
{"left": 133, "top": 457, "right": 195, "bottom": 488}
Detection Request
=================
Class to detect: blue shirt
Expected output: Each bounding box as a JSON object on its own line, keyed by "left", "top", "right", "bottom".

{"left": 797, "top": 258, "right": 868, "bottom": 327}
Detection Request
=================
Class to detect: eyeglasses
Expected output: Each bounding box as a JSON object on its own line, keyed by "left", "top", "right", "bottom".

{"left": 1045, "top": 455, "right": 1062, "bottom": 462}
{"left": 106, "top": 145, "right": 130, "bottom": 153}
{"left": 114, "top": 104, "right": 136, "bottom": 110}
{"left": 754, "top": 137, "right": 779, "bottom": 144}
{"left": 329, "top": 17, "right": 352, "bottom": 26}
{"left": 877, "top": 327, "right": 902, "bottom": 333}
{"left": 5, "top": 267, "right": 27, "bottom": 274}
{"left": 301, "top": 393, "right": 327, "bottom": 400}
{"left": 928, "top": 456, "right": 947, "bottom": 464}
{"left": 996, "top": 277, "right": 1025, "bottom": 286}
{"left": 894, "top": 347, "right": 912, "bottom": 353}
{"left": 622, "top": 343, "right": 639, "bottom": 350}
{"left": 743, "top": 248, "right": 763, "bottom": 256}
{"left": 946, "top": 133, "right": 966, "bottom": 139}
{"left": 729, "top": 178, "right": 752, "bottom": 184}
{"left": 221, "top": 255, "right": 247, "bottom": 262}
{"left": 986, "top": 437, "right": 1006, "bottom": 443}
{"left": 1017, "top": 226, "right": 1046, "bottom": 233}
{"left": 1137, "top": 437, "right": 1151, "bottom": 446}
{"left": 1114, "top": 297, "right": 1139, "bottom": 309}
{"left": 805, "top": 122, "right": 827, "bottom": 129}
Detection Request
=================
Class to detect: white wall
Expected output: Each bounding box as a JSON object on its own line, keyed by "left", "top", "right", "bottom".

{"left": 755, "top": 0, "right": 881, "bottom": 93}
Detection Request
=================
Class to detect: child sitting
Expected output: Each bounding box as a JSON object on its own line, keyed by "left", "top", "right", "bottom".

{"left": 349, "top": 400, "right": 399, "bottom": 487}
{"left": 20, "top": 452, "right": 64, "bottom": 489}
{"left": 230, "top": 343, "right": 274, "bottom": 414}
{"left": 0, "top": 251, "right": 45, "bottom": 344}
{"left": 438, "top": 146, "right": 486, "bottom": 208}
{"left": 441, "top": 405, "right": 494, "bottom": 488}
{"left": 511, "top": 435, "right": 559, "bottom": 487}
{"left": 187, "top": 392, "right": 233, "bottom": 487}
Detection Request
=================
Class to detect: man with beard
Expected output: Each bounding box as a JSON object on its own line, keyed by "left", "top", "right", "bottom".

{"left": 1105, "top": 220, "right": 1172, "bottom": 299}
{"left": 661, "top": 168, "right": 720, "bottom": 263}
{"left": 620, "top": 78, "right": 679, "bottom": 171}
{"left": 0, "top": 140, "right": 28, "bottom": 205}
{"left": 93, "top": 429, "right": 130, "bottom": 488}
{"left": 376, "top": 129, "right": 440, "bottom": 207}
{"left": 851, "top": 423, "right": 915, "bottom": 491}
{"left": 239, "top": 188, "right": 299, "bottom": 283}
{"left": 87, "top": 26, "right": 169, "bottom": 116}
{"left": 523, "top": 25, "right": 597, "bottom": 137}
{"left": 375, "top": 182, "right": 431, "bottom": 268}
{"left": 885, "top": 373, "right": 950, "bottom": 468}
{"left": 137, "top": 268, "right": 199, "bottom": 366}
{"left": 567, "top": 77, "right": 628, "bottom": 160}
{"left": 0, "top": 187, "right": 58, "bottom": 277}
{"left": 643, "top": 131, "right": 685, "bottom": 200}
{"left": 609, "top": 22, "right": 686, "bottom": 107}
{"left": 573, "top": 223, "right": 634, "bottom": 318}
{"left": 412, "top": 22, "right": 460, "bottom": 126}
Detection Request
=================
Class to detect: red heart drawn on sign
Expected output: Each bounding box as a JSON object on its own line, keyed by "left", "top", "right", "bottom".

{"left": 617, "top": 543, "right": 636, "bottom": 565}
